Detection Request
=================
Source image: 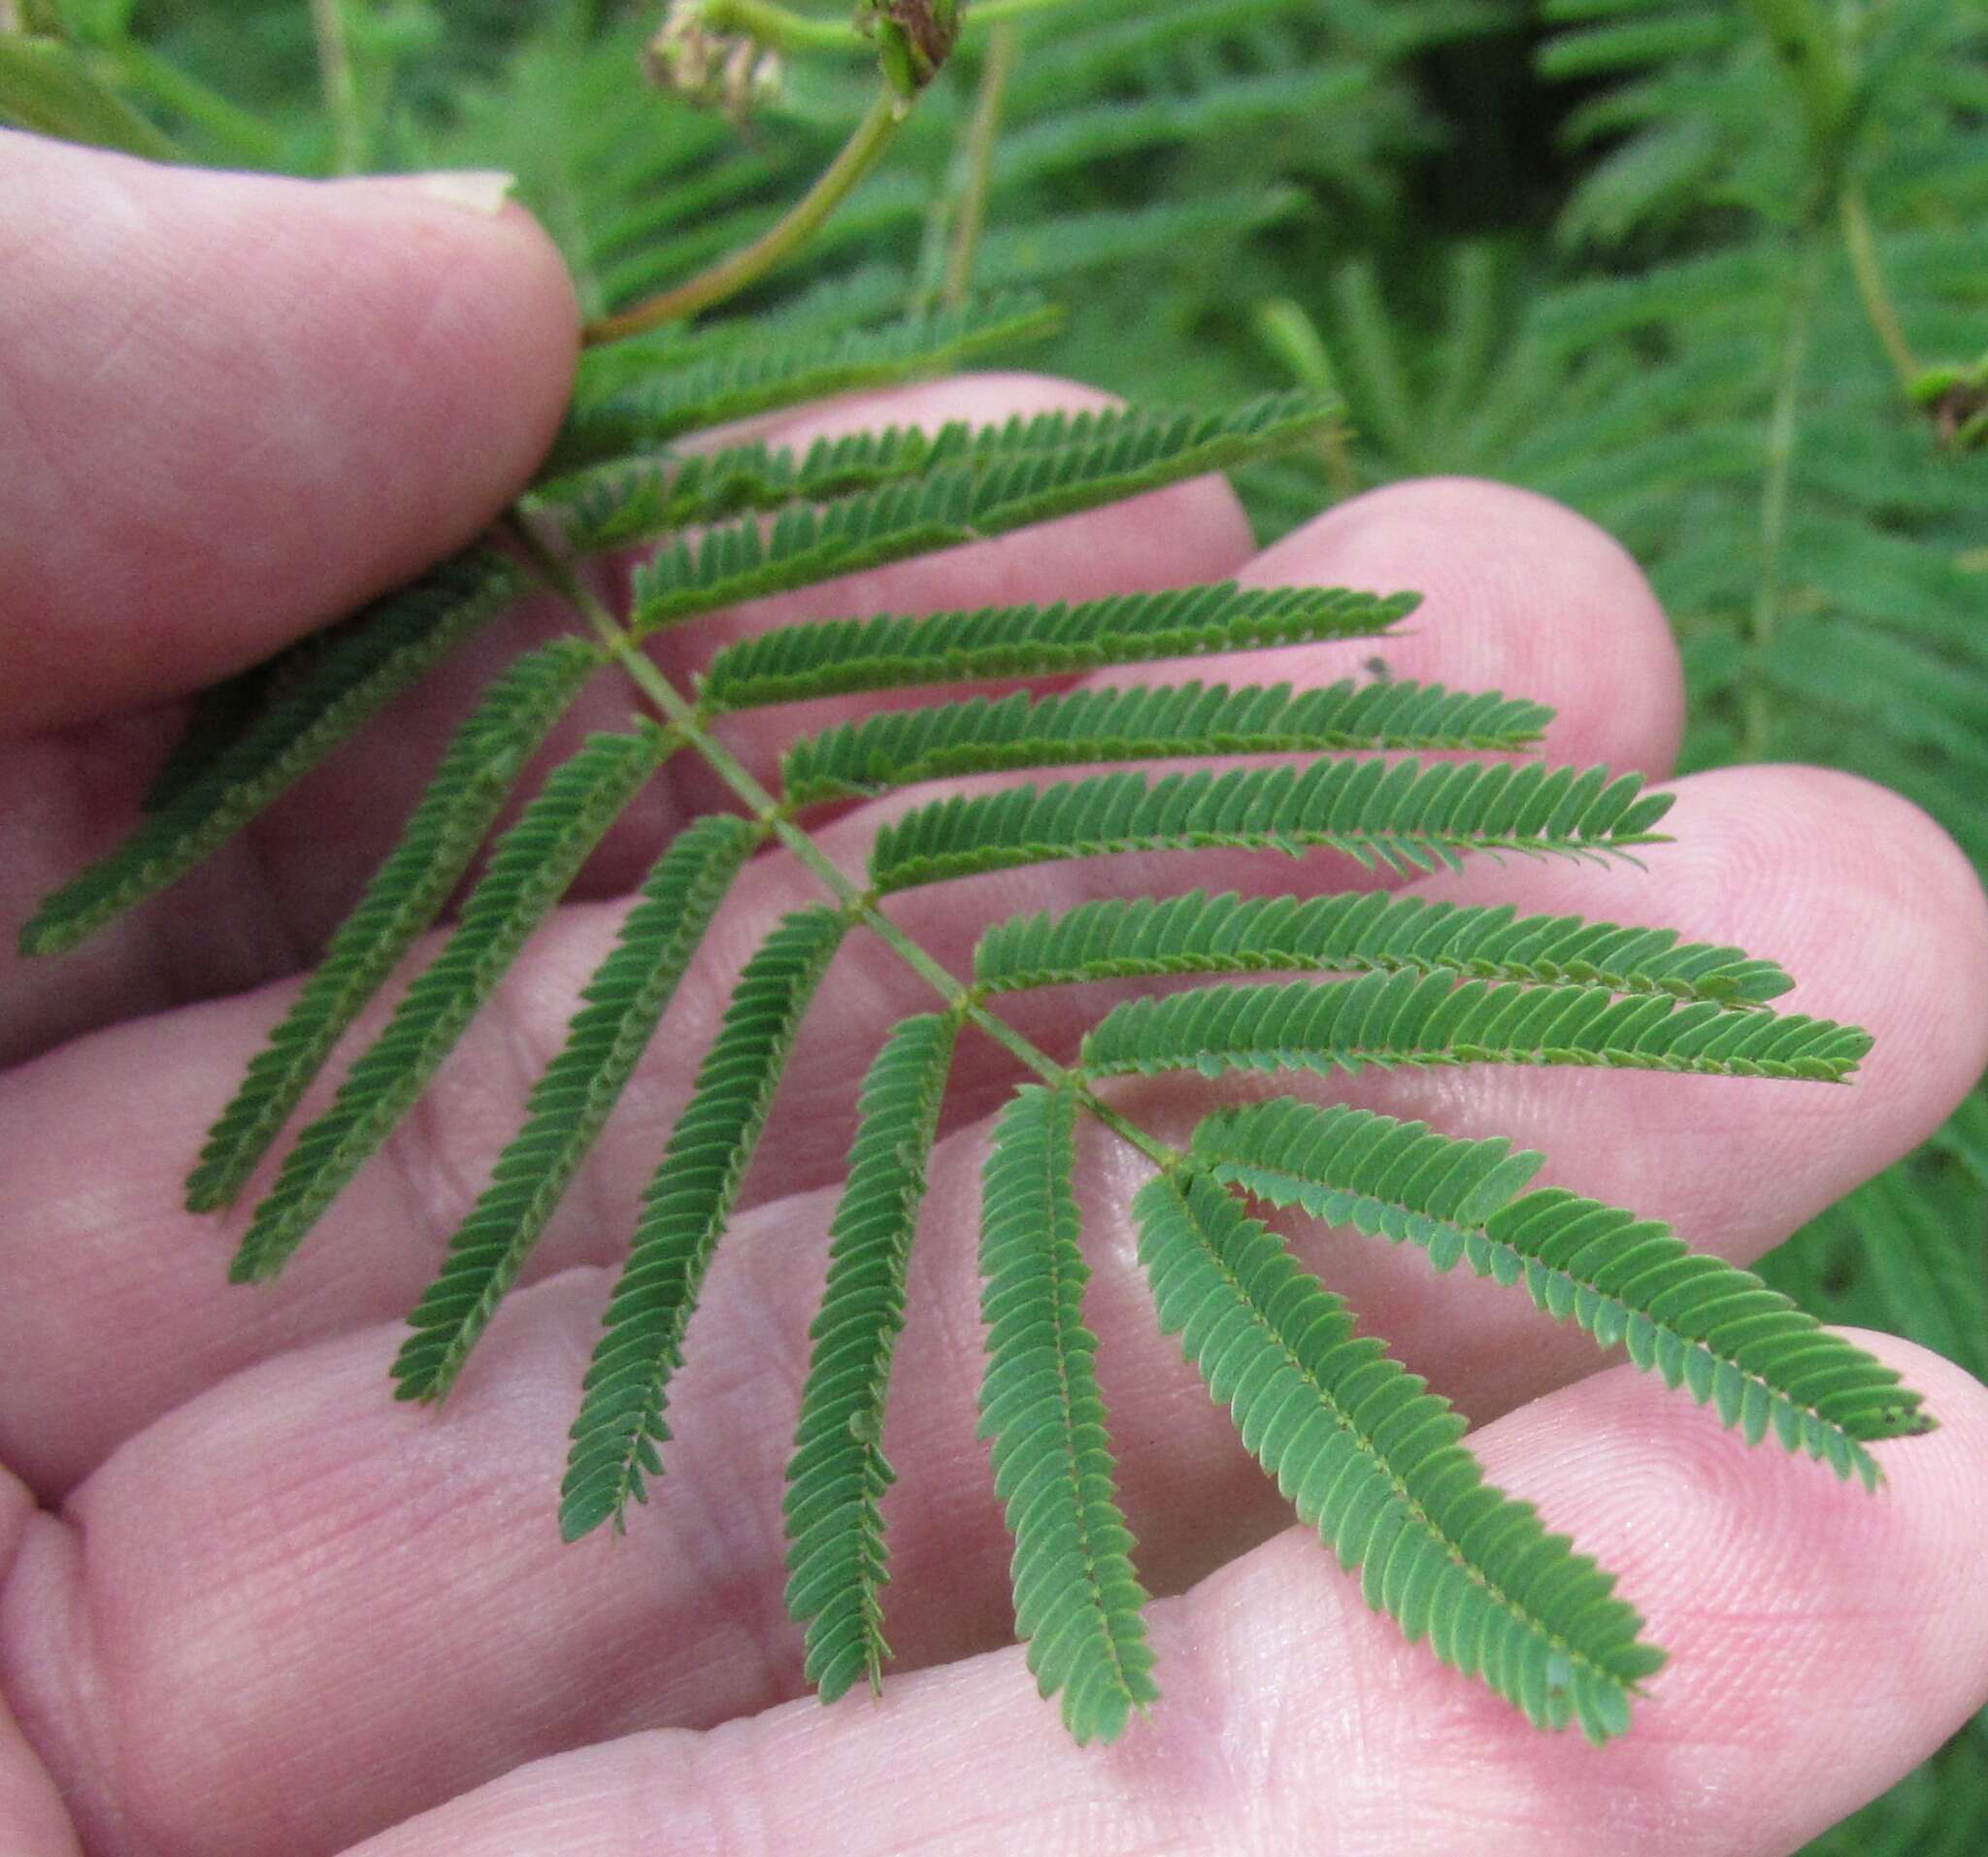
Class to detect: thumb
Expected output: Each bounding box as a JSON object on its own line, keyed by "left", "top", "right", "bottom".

{"left": 0, "top": 129, "right": 580, "bottom": 735}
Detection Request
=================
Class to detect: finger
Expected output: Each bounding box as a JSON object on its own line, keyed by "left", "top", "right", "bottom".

{"left": 0, "top": 780, "right": 1978, "bottom": 1852}
{"left": 331, "top": 1335, "right": 1988, "bottom": 1857}
{"left": 0, "top": 132, "right": 580, "bottom": 734}
{"left": 0, "top": 126, "right": 577, "bottom": 1057}
{"left": 0, "top": 467, "right": 1695, "bottom": 1490}
{"left": 0, "top": 1473, "right": 82, "bottom": 1857}
{"left": 1213, "top": 473, "right": 1685, "bottom": 775}
{"left": 0, "top": 370, "right": 1251, "bottom": 1064}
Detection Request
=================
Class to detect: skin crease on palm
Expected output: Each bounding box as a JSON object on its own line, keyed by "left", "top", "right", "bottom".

{"left": 2, "top": 129, "right": 1987, "bottom": 1857}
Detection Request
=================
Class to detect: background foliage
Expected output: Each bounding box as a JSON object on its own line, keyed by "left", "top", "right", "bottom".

{"left": 5, "top": 0, "right": 1984, "bottom": 1840}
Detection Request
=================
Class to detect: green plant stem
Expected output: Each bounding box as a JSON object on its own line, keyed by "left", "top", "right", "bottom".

{"left": 942, "top": 22, "right": 1016, "bottom": 308}
{"left": 505, "top": 517, "right": 1177, "bottom": 1170}
{"left": 583, "top": 85, "right": 906, "bottom": 347}
{"left": 1839, "top": 186, "right": 1920, "bottom": 395}
{"left": 706, "top": 0, "right": 1074, "bottom": 57}
{"left": 107, "top": 40, "right": 285, "bottom": 166}
{"left": 0, "top": 30, "right": 183, "bottom": 160}
{"left": 703, "top": 0, "right": 868, "bottom": 53}
{"left": 308, "top": 0, "right": 363, "bottom": 176}
{"left": 1742, "top": 0, "right": 1852, "bottom": 174}
{"left": 1745, "top": 238, "right": 1823, "bottom": 755}
{"left": 1255, "top": 298, "right": 1357, "bottom": 500}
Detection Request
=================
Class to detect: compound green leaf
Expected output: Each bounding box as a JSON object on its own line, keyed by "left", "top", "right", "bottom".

{"left": 975, "top": 888, "right": 1794, "bottom": 1005}
{"left": 561, "top": 907, "right": 847, "bottom": 1542}
{"left": 1134, "top": 1170, "right": 1663, "bottom": 1743}
{"left": 1081, "top": 972, "right": 1869, "bottom": 1083}
{"left": 980, "top": 1082, "right": 1158, "bottom": 1743}
{"left": 872, "top": 759, "right": 1673, "bottom": 892}
{"left": 1190, "top": 1098, "right": 1930, "bottom": 1484}
{"left": 21, "top": 549, "right": 523, "bottom": 955}
{"left": 783, "top": 1012, "right": 960, "bottom": 1703}
{"left": 391, "top": 813, "right": 764, "bottom": 1404}
{"left": 227, "top": 724, "right": 671, "bottom": 1283}
{"left": 187, "top": 640, "right": 604, "bottom": 1212}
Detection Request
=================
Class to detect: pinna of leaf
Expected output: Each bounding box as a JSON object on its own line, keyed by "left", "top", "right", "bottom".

{"left": 21, "top": 294, "right": 1932, "bottom": 1754}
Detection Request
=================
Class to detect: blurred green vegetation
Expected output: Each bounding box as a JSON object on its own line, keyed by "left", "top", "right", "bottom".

{"left": 5, "top": 1, "right": 1984, "bottom": 1842}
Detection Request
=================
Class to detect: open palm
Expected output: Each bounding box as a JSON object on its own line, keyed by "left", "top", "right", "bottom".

{"left": 3, "top": 132, "right": 1987, "bottom": 1857}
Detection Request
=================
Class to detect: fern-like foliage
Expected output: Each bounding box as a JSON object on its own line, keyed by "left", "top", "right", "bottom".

{"left": 1190, "top": 1099, "right": 1931, "bottom": 1486}
{"left": 227, "top": 722, "right": 674, "bottom": 1284}
{"left": 782, "top": 1011, "right": 959, "bottom": 1702}
{"left": 973, "top": 889, "right": 1795, "bottom": 1004}
{"left": 872, "top": 759, "right": 1671, "bottom": 892}
{"left": 16, "top": 29, "right": 1927, "bottom": 1746}
{"left": 1133, "top": 1170, "right": 1665, "bottom": 1744}
{"left": 560, "top": 906, "right": 848, "bottom": 1542}
{"left": 1081, "top": 972, "right": 1869, "bottom": 1084}
{"left": 22, "top": 301, "right": 1911, "bottom": 1741}
{"left": 703, "top": 582, "right": 1413, "bottom": 708}
{"left": 392, "top": 813, "right": 765, "bottom": 1403}
{"left": 977, "top": 1082, "right": 1157, "bottom": 1743}
{"left": 21, "top": 548, "right": 523, "bottom": 956}
{"left": 781, "top": 678, "right": 1551, "bottom": 805}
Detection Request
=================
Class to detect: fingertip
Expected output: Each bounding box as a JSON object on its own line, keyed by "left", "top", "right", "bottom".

{"left": 1647, "top": 764, "right": 1988, "bottom": 1117}
{"left": 1823, "top": 1326, "right": 1988, "bottom": 1491}
{"left": 1247, "top": 476, "right": 1686, "bottom": 778}
{"left": 0, "top": 136, "right": 581, "bottom": 732}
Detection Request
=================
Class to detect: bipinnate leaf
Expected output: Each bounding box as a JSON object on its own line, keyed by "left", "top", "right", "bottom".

{"left": 779, "top": 678, "right": 1552, "bottom": 806}
{"left": 547, "top": 421, "right": 980, "bottom": 555}
{"left": 227, "top": 724, "right": 673, "bottom": 1284}
{"left": 545, "top": 294, "right": 1062, "bottom": 474}
{"left": 140, "top": 662, "right": 282, "bottom": 813}
{"left": 1081, "top": 971, "right": 1869, "bottom": 1084}
{"left": 570, "top": 269, "right": 913, "bottom": 396}
{"left": 704, "top": 583, "right": 1412, "bottom": 711}
{"left": 187, "top": 640, "right": 605, "bottom": 1212}
{"left": 1133, "top": 1170, "right": 1665, "bottom": 1743}
{"left": 1190, "top": 1099, "right": 1930, "bottom": 1485}
{"left": 872, "top": 759, "right": 1673, "bottom": 894}
{"left": 21, "top": 548, "right": 524, "bottom": 955}
{"left": 391, "top": 813, "right": 764, "bottom": 1404}
{"left": 561, "top": 907, "right": 848, "bottom": 1542}
{"left": 551, "top": 400, "right": 1297, "bottom": 557}
{"left": 629, "top": 393, "right": 1342, "bottom": 636}
{"left": 974, "top": 888, "right": 1795, "bottom": 1004}
{"left": 979, "top": 1082, "right": 1157, "bottom": 1744}
{"left": 783, "top": 1012, "right": 960, "bottom": 1703}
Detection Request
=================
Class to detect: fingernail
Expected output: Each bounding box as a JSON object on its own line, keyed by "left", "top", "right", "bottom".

{"left": 402, "top": 170, "right": 517, "bottom": 216}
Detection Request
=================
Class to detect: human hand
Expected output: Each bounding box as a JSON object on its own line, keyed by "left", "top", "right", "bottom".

{"left": 4, "top": 129, "right": 1987, "bottom": 1857}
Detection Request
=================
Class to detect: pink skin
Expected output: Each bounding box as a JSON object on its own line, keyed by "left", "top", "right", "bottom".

{"left": 2, "top": 132, "right": 1986, "bottom": 1857}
